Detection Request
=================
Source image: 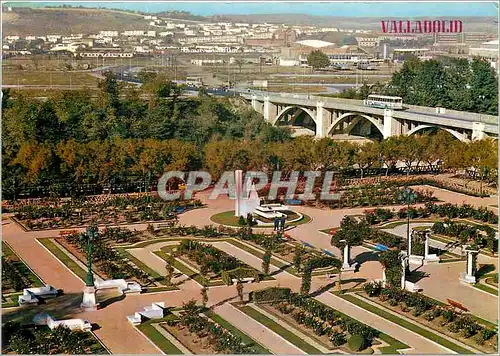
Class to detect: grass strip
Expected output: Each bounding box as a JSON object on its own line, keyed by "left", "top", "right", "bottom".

{"left": 473, "top": 282, "right": 498, "bottom": 296}
{"left": 117, "top": 248, "right": 168, "bottom": 285}
{"left": 153, "top": 250, "right": 225, "bottom": 287}
{"left": 238, "top": 305, "right": 323, "bottom": 354}
{"left": 376, "top": 333, "right": 410, "bottom": 354}
{"left": 38, "top": 238, "right": 87, "bottom": 281}
{"left": 137, "top": 323, "right": 183, "bottom": 354}
{"left": 339, "top": 294, "right": 474, "bottom": 354}
{"left": 205, "top": 310, "right": 271, "bottom": 354}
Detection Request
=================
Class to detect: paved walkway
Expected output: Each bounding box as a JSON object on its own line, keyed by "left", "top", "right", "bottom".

{"left": 3, "top": 186, "right": 498, "bottom": 353}
{"left": 314, "top": 293, "right": 449, "bottom": 354}
{"left": 214, "top": 303, "right": 305, "bottom": 354}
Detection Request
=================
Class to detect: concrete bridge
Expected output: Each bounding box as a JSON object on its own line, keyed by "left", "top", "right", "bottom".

{"left": 240, "top": 91, "right": 498, "bottom": 141}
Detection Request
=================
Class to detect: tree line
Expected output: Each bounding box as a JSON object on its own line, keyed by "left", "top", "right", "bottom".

{"left": 3, "top": 131, "right": 497, "bottom": 199}
{"left": 335, "top": 57, "right": 498, "bottom": 115}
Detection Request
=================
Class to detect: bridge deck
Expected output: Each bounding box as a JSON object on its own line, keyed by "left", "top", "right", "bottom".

{"left": 241, "top": 91, "right": 497, "bottom": 134}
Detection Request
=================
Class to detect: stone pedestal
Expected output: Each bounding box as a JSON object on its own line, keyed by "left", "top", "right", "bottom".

{"left": 80, "top": 286, "right": 99, "bottom": 312}
{"left": 459, "top": 248, "right": 478, "bottom": 284}
{"left": 423, "top": 230, "right": 440, "bottom": 264}
{"left": 341, "top": 244, "right": 357, "bottom": 272}
{"left": 409, "top": 254, "right": 424, "bottom": 265}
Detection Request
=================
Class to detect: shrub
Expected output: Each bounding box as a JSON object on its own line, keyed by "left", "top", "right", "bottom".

{"left": 330, "top": 331, "right": 346, "bottom": 346}
{"left": 441, "top": 309, "right": 456, "bottom": 323}
{"left": 347, "top": 334, "right": 366, "bottom": 352}
{"left": 238, "top": 216, "right": 246, "bottom": 225}
{"left": 364, "top": 281, "right": 382, "bottom": 297}
{"left": 253, "top": 287, "right": 291, "bottom": 302}
{"left": 432, "top": 222, "right": 445, "bottom": 234}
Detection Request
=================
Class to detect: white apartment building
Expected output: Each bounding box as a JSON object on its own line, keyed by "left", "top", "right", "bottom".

{"left": 47, "top": 35, "right": 62, "bottom": 43}
{"left": 100, "top": 31, "right": 119, "bottom": 37}
{"left": 147, "top": 31, "right": 156, "bottom": 37}
{"left": 123, "top": 30, "right": 146, "bottom": 36}
{"left": 159, "top": 32, "right": 174, "bottom": 37}
{"left": 5, "top": 35, "right": 20, "bottom": 41}
{"left": 356, "top": 36, "right": 380, "bottom": 47}
{"left": 190, "top": 59, "right": 224, "bottom": 65}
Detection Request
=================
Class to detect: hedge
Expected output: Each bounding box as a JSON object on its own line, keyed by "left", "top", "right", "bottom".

{"left": 252, "top": 287, "right": 291, "bottom": 302}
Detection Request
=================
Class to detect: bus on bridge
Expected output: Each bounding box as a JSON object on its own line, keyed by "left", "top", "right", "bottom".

{"left": 364, "top": 94, "right": 404, "bottom": 110}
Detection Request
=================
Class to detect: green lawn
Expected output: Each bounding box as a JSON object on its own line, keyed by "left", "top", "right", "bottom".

{"left": 238, "top": 305, "right": 323, "bottom": 354}
{"left": 136, "top": 323, "right": 183, "bottom": 354}
{"left": 205, "top": 311, "right": 271, "bottom": 354}
{"left": 117, "top": 248, "right": 168, "bottom": 285}
{"left": 339, "top": 294, "right": 474, "bottom": 354}
{"left": 37, "top": 238, "right": 87, "bottom": 281}
{"left": 211, "top": 210, "right": 311, "bottom": 228}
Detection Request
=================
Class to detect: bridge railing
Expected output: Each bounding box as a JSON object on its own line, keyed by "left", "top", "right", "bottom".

{"left": 243, "top": 91, "right": 497, "bottom": 124}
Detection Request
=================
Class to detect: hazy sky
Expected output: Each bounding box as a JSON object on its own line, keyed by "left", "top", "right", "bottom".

{"left": 6, "top": 1, "right": 499, "bottom": 17}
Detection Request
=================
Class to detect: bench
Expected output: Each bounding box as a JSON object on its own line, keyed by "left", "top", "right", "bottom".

{"left": 19, "top": 285, "right": 58, "bottom": 306}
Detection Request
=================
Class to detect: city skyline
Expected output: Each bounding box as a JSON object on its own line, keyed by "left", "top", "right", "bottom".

{"left": 6, "top": 1, "right": 499, "bottom": 17}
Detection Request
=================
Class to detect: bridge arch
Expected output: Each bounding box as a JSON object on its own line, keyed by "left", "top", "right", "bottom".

{"left": 327, "top": 112, "right": 384, "bottom": 137}
{"left": 274, "top": 105, "right": 317, "bottom": 126}
{"left": 406, "top": 125, "right": 470, "bottom": 142}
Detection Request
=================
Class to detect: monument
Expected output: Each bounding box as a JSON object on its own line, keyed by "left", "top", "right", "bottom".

{"left": 81, "top": 225, "right": 99, "bottom": 312}
{"left": 459, "top": 246, "right": 479, "bottom": 284}
{"left": 340, "top": 240, "right": 358, "bottom": 272}
{"left": 234, "top": 170, "right": 261, "bottom": 217}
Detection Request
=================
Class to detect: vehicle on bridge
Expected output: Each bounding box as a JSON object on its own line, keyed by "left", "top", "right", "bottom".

{"left": 185, "top": 76, "right": 204, "bottom": 88}
{"left": 364, "top": 94, "right": 404, "bottom": 110}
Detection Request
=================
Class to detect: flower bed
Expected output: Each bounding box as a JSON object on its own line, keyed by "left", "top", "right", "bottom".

{"left": 363, "top": 203, "right": 498, "bottom": 226}
{"left": 60, "top": 229, "right": 151, "bottom": 285}
{"left": 11, "top": 196, "right": 203, "bottom": 230}
{"left": 162, "top": 301, "right": 260, "bottom": 354}
{"left": 431, "top": 221, "right": 497, "bottom": 253}
{"left": 2, "top": 322, "right": 108, "bottom": 354}
{"left": 1, "top": 242, "right": 44, "bottom": 293}
{"left": 176, "top": 240, "right": 261, "bottom": 280}
{"left": 254, "top": 287, "right": 380, "bottom": 353}
{"left": 362, "top": 284, "right": 497, "bottom": 353}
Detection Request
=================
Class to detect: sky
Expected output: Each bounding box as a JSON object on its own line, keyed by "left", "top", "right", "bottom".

{"left": 5, "top": 1, "right": 499, "bottom": 17}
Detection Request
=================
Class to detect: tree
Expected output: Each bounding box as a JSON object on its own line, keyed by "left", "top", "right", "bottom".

{"left": 464, "top": 138, "right": 498, "bottom": 195}
{"left": 293, "top": 246, "right": 304, "bottom": 272}
{"left": 165, "top": 253, "right": 175, "bottom": 285}
{"left": 354, "top": 141, "right": 380, "bottom": 178}
{"left": 379, "top": 249, "right": 403, "bottom": 288}
{"left": 307, "top": 50, "right": 330, "bottom": 69}
{"left": 236, "top": 280, "right": 244, "bottom": 301}
{"left": 262, "top": 249, "right": 272, "bottom": 275}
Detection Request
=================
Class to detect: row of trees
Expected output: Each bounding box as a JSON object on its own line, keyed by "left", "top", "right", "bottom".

{"left": 4, "top": 131, "right": 496, "bottom": 199}
{"left": 336, "top": 57, "right": 497, "bottom": 115}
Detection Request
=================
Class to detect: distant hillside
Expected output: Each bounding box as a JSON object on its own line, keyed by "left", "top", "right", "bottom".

{"left": 2, "top": 7, "right": 151, "bottom": 36}
{"left": 211, "top": 14, "right": 497, "bottom": 33}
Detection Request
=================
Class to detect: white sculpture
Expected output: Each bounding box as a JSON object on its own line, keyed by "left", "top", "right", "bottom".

{"left": 459, "top": 247, "right": 478, "bottom": 284}
{"left": 234, "top": 170, "right": 261, "bottom": 217}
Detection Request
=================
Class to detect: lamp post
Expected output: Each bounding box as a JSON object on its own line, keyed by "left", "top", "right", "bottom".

{"left": 398, "top": 187, "right": 417, "bottom": 258}
{"left": 81, "top": 224, "right": 99, "bottom": 311}
{"left": 85, "top": 224, "right": 97, "bottom": 286}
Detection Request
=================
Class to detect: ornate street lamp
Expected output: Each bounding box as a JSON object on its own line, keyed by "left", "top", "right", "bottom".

{"left": 85, "top": 224, "right": 97, "bottom": 287}
{"left": 398, "top": 187, "right": 417, "bottom": 257}
{"left": 81, "top": 224, "right": 99, "bottom": 311}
